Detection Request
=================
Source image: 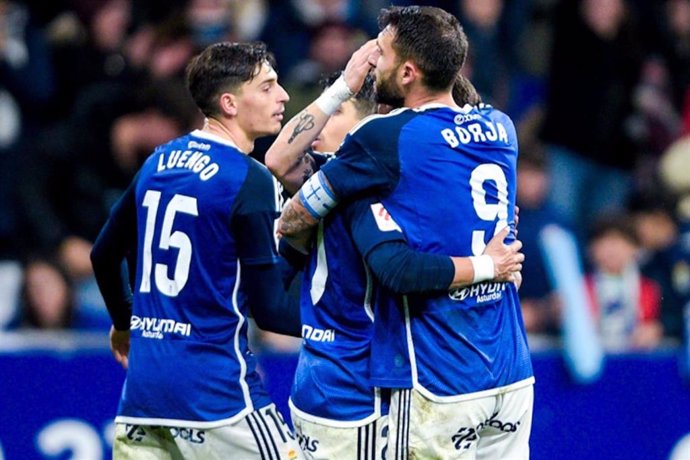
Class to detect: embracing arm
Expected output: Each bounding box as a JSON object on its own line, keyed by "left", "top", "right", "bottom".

{"left": 345, "top": 199, "right": 523, "bottom": 294}
{"left": 278, "top": 191, "right": 324, "bottom": 239}
{"left": 364, "top": 227, "right": 523, "bottom": 294}
{"left": 242, "top": 262, "right": 302, "bottom": 337}
{"left": 232, "top": 163, "right": 304, "bottom": 337}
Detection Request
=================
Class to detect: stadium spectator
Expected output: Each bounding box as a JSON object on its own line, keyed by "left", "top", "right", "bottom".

{"left": 455, "top": 0, "right": 517, "bottom": 108}
{"left": 585, "top": 214, "right": 664, "bottom": 352}
{"left": 628, "top": 55, "right": 682, "bottom": 193}
{"left": 20, "top": 256, "right": 74, "bottom": 330}
{"left": 658, "top": 135, "right": 690, "bottom": 340}
{"left": 184, "top": 0, "right": 268, "bottom": 47}
{"left": 278, "top": 6, "right": 533, "bottom": 458}
{"left": 0, "top": 0, "right": 55, "bottom": 327}
{"left": 516, "top": 147, "right": 567, "bottom": 341}
{"left": 258, "top": 0, "right": 375, "bottom": 79}
{"left": 283, "top": 20, "right": 368, "bottom": 119}
{"left": 90, "top": 41, "right": 302, "bottom": 458}
{"left": 16, "top": 79, "right": 195, "bottom": 330}
{"left": 539, "top": 0, "right": 647, "bottom": 242}
{"left": 46, "top": 0, "right": 135, "bottom": 120}
{"left": 656, "top": 0, "right": 690, "bottom": 121}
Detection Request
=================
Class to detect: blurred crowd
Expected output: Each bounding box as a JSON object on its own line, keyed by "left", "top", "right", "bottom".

{"left": 0, "top": 0, "right": 689, "bottom": 355}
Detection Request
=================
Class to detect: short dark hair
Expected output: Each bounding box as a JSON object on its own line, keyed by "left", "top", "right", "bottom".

{"left": 588, "top": 214, "right": 639, "bottom": 247}
{"left": 321, "top": 72, "right": 377, "bottom": 118}
{"left": 378, "top": 6, "right": 468, "bottom": 92}
{"left": 185, "top": 42, "right": 277, "bottom": 117}
{"left": 452, "top": 74, "right": 481, "bottom": 106}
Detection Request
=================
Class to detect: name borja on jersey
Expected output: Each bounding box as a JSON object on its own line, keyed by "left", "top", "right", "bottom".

{"left": 156, "top": 139, "right": 219, "bottom": 181}
{"left": 441, "top": 115, "right": 509, "bottom": 148}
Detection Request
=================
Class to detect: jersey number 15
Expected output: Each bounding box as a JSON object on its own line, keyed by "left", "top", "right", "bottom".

{"left": 139, "top": 190, "right": 198, "bottom": 297}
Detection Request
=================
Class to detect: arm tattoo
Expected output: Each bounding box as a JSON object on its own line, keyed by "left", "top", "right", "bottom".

{"left": 288, "top": 112, "right": 316, "bottom": 144}
{"left": 279, "top": 202, "right": 316, "bottom": 236}
{"left": 300, "top": 155, "right": 315, "bottom": 184}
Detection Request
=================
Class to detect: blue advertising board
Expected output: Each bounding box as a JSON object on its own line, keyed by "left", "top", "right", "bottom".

{"left": 1, "top": 333, "right": 689, "bottom": 460}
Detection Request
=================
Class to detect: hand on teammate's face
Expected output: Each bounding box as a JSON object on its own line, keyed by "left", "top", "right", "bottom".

{"left": 342, "top": 40, "right": 379, "bottom": 94}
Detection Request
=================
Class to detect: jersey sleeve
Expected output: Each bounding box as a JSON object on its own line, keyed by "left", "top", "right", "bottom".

{"left": 231, "top": 160, "right": 301, "bottom": 336}
{"left": 230, "top": 160, "right": 281, "bottom": 266}
{"left": 90, "top": 177, "right": 138, "bottom": 331}
{"left": 319, "top": 119, "right": 401, "bottom": 200}
{"left": 241, "top": 262, "right": 301, "bottom": 337}
{"left": 344, "top": 199, "right": 454, "bottom": 294}
{"left": 310, "top": 151, "right": 331, "bottom": 171}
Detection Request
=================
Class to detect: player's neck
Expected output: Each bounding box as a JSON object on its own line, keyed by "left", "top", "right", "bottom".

{"left": 203, "top": 117, "right": 254, "bottom": 154}
{"left": 405, "top": 88, "right": 456, "bottom": 109}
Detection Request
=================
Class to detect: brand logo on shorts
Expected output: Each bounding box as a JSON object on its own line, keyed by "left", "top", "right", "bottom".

{"left": 452, "top": 412, "right": 520, "bottom": 450}
{"left": 296, "top": 432, "right": 319, "bottom": 453}
{"left": 170, "top": 427, "right": 205, "bottom": 444}
{"left": 130, "top": 315, "right": 192, "bottom": 339}
{"left": 125, "top": 424, "right": 146, "bottom": 442}
{"left": 448, "top": 282, "right": 506, "bottom": 304}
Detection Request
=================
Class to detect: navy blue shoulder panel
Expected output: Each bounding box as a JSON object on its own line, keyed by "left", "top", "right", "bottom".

{"left": 231, "top": 156, "right": 281, "bottom": 265}
{"left": 320, "top": 109, "right": 421, "bottom": 201}
{"left": 232, "top": 156, "right": 280, "bottom": 216}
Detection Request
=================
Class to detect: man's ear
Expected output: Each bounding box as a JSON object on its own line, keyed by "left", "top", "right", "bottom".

{"left": 400, "top": 61, "right": 419, "bottom": 86}
{"left": 219, "top": 93, "right": 238, "bottom": 117}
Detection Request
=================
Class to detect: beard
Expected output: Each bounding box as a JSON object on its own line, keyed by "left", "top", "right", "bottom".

{"left": 375, "top": 69, "right": 405, "bottom": 108}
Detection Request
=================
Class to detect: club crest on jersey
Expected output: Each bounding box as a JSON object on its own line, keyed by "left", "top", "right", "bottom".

{"left": 370, "top": 203, "right": 402, "bottom": 232}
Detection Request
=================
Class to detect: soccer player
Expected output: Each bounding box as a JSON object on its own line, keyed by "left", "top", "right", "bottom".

{"left": 90, "top": 42, "right": 303, "bottom": 459}
{"left": 278, "top": 6, "right": 534, "bottom": 459}
{"left": 266, "top": 38, "right": 525, "bottom": 459}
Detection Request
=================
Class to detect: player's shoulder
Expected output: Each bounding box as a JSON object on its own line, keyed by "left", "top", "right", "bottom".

{"left": 349, "top": 107, "right": 419, "bottom": 137}
{"left": 474, "top": 103, "right": 516, "bottom": 126}
{"left": 245, "top": 155, "right": 274, "bottom": 183}
{"left": 139, "top": 133, "right": 188, "bottom": 169}
{"left": 459, "top": 102, "right": 518, "bottom": 139}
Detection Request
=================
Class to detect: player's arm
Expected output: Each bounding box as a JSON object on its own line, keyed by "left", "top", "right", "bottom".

{"left": 366, "top": 227, "right": 522, "bottom": 293}
{"left": 90, "top": 177, "right": 138, "bottom": 368}
{"left": 231, "top": 164, "right": 301, "bottom": 337}
{"left": 347, "top": 200, "right": 523, "bottom": 294}
{"left": 278, "top": 113, "right": 401, "bottom": 237}
{"left": 264, "top": 40, "right": 376, "bottom": 195}
{"left": 239, "top": 261, "right": 301, "bottom": 337}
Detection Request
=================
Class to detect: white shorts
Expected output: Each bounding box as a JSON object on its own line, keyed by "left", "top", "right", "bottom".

{"left": 387, "top": 384, "right": 533, "bottom": 460}
{"left": 290, "top": 412, "right": 388, "bottom": 460}
{"left": 113, "top": 403, "right": 302, "bottom": 459}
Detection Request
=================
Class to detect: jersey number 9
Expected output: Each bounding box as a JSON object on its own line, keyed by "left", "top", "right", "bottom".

{"left": 470, "top": 163, "right": 509, "bottom": 255}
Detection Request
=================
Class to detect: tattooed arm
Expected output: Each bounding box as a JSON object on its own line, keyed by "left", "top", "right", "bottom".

{"left": 265, "top": 111, "right": 320, "bottom": 195}
{"left": 278, "top": 196, "right": 320, "bottom": 241}
{"left": 265, "top": 40, "right": 377, "bottom": 195}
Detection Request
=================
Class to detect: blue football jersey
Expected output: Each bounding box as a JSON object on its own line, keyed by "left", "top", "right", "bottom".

{"left": 290, "top": 152, "right": 399, "bottom": 426}
{"left": 320, "top": 104, "right": 534, "bottom": 399}
{"left": 116, "top": 130, "right": 281, "bottom": 427}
